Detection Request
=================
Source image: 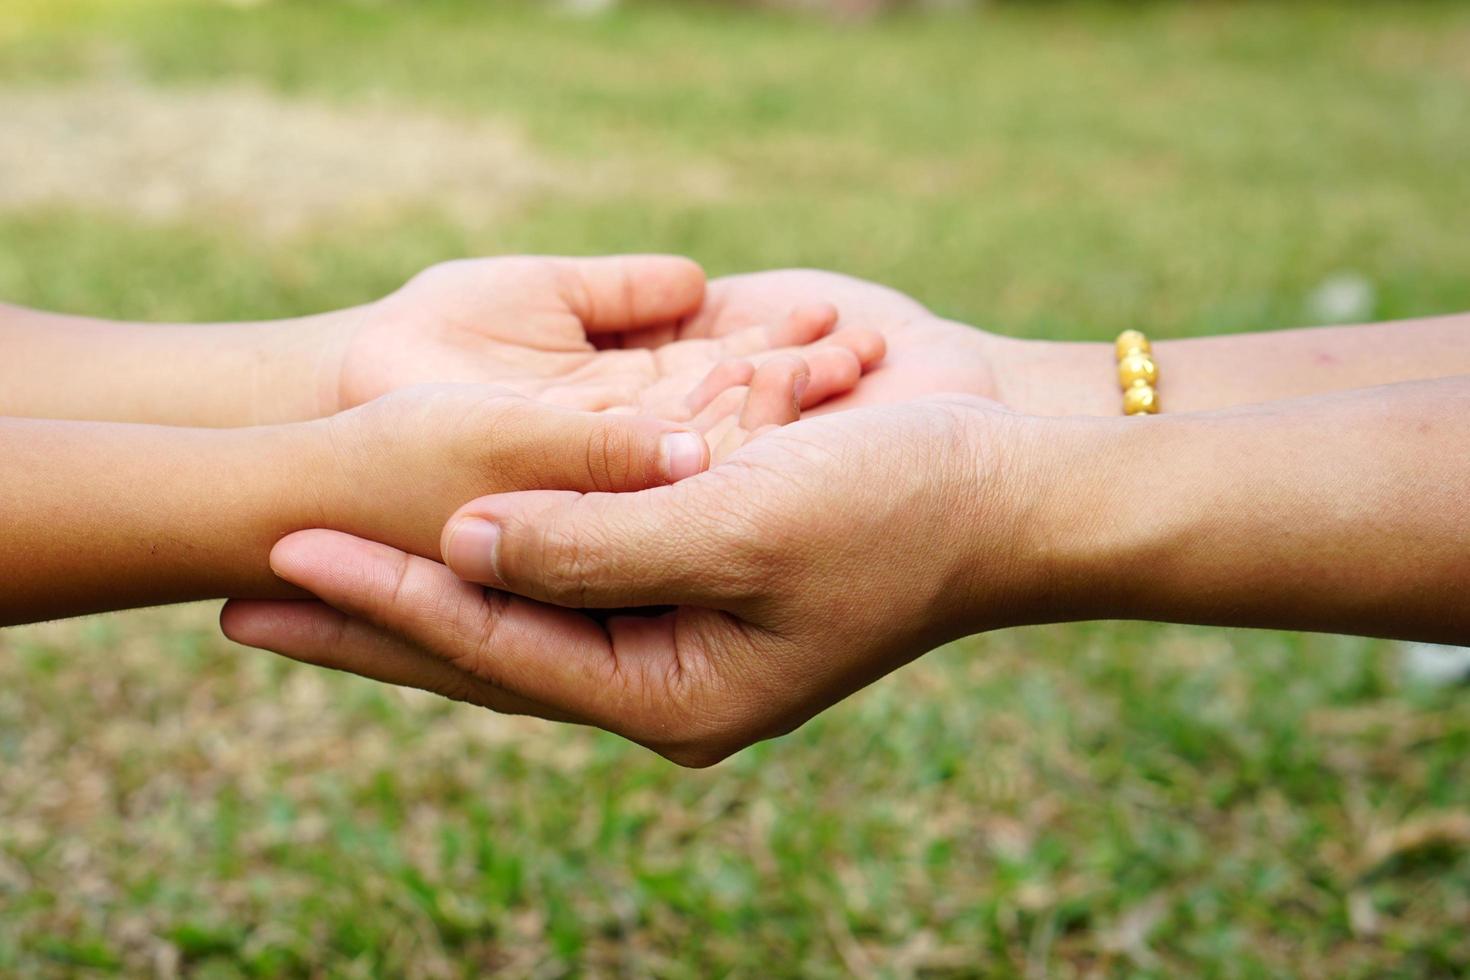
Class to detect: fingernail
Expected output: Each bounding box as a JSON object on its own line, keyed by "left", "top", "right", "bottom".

{"left": 444, "top": 518, "right": 501, "bottom": 584}
{"left": 660, "top": 431, "right": 706, "bottom": 482}
{"left": 793, "top": 373, "right": 810, "bottom": 409}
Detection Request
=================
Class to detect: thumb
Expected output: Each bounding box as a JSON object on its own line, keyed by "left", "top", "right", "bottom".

{"left": 553, "top": 255, "right": 706, "bottom": 334}
{"left": 484, "top": 399, "right": 711, "bottom": 493}
{"left": 440, "top": 480, "right": 755, "bottom": 610}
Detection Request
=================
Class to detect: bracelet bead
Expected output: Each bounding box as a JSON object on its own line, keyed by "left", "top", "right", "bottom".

{"left": 1122, "top": 384, "right": 1159, "bottom": 415}
{"left": 1115, "top": 329, "right": 1151, "bottom": 359}
{"left": 1118, "top": 352, "right": 1159, "bottom": 389}
{"left": 1115, "top": 330, "right": 1160, "bottom": 415}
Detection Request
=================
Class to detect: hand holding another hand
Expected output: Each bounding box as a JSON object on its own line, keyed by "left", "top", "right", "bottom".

{"left": 223, "top": 264, "right": 1470, "bottom": 766}
{"left": 306, "top": 348, "right": 824, "bottom": 567}
{"left": 221, "top": 262, "right": 1116, "bottom": 760}
{"left": 224, "top": 397, "right": 1071, "bottom": 765}
{"left": 0, "top": 253, "right": 876, "bottom": 626}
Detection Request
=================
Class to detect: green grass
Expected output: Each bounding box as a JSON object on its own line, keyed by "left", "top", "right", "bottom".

{"left": 2, "top": 1, "right": 1469, "bottom": 975}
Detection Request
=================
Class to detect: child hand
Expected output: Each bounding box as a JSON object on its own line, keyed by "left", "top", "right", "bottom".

{"left": 312, "top": 360, "right": 811, "bottom": 564}
{"left": 332, "top": 255, "right": 884, "bottom": 422}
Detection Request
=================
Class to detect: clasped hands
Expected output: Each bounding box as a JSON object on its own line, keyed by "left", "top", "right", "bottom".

{"left": 224, "top": 254, "right": 1089, "bottom": 766}
{"left": 11, "top": 248, "right": 1464, "bottom": 747}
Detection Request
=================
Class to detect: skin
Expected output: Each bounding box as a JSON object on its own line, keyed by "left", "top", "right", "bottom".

{"left": 675, "top": 268, "right": 1470, "bottom": 416}
{"left": 0, "top": 387, "right": 695, "bottom": 625}
{"left": 224, "top": 377, "right": 1470, "bottom": 767}
{"left": 2, "top": 254, "right": 877, "bottom": 627}
{"left": 0, "top": 357, "right": 815, "bottom": 628}
{"left": 221, "top": 269, "right": 1470, "bottom": 767}
{"left": 0, "top": 256, "right": 884, "bottom": 427}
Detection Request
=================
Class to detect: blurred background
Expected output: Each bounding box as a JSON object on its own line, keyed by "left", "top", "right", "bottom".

{"left": 2, "top": 0, "right": 1469, "bottom": 975}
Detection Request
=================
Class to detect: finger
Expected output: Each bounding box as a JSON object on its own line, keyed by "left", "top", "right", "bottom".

{"left": 701, "top": 408, "right": 748, "bottom": 465}
{"left": 733, "top": 324, "right": 883, "bottom": 376}
{"left": 220, "top": 599, "right": 574, "bottom": 721}
{"left": 795, "top": 346, "right": 862, "bottom": 409}
{"left": 765, "top": 303, "right": 840, "bottom": 348}
{"left": 689, "top": 385, "right": 748, "bottom": 433}
{"left": 647, "top": 304, "right": 837, "bottom": 381}
{"left": 823, "top": 327, "right": 887, "bottom": 370}
{"left": 553, "top": 255, "right": 706, "bottom": 334}
{"left": 493, "top": 399, "right": 710, "bottom": 489}
{"left": 442, "top": 482, "right": 755, "bottom": 610}
{"left": 683, "top": 359, "right": 756, "bottom": 417}
{"left": 676, "top": 327, "right": 876, "bottom": 418}
{"left": 688, "top": 386, "right": 750, "bottom": 463}
{"left": 740, "top": 355, "right": 806, "bottom": 431}
{"left": 716, "top": 303, "right": 838, "bottom": 359}
{"left": 265, "top": 530, "right": 628, "bottom": 722}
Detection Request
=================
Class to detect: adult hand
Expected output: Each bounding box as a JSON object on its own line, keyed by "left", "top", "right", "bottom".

{"left": 673, "top": 269, "right": 999, "bottom": 409}
{"left": 674, "top": 269, "right": 1117, "bottom": 416}
{"left": 329, "top": 256, "right": 885, "bottom": 420}
{"left": 222, "top": 397, "right": 1065, "bottom": 766}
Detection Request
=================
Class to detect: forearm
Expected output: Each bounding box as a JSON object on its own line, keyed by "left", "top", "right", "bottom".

{"left": 0, "top": 418, "right": 342, "bottom": 624}
{"left": 0, "top": 302, "right": 353, "bottom": 426}
{"left": 1, "top": 411, "right": 455, "bottom": 625}
{"left": 991, "top": 312, "right": 1470, "bottom": 416}
{"left": 1025, "top": 377, "right": 1470, "bottom": 643}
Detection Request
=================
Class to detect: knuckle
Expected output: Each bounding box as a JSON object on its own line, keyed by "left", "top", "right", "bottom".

{"left": 534, "top": 516, "right": 597, "bottom": 607}
{"left": 620, "top": 627, "right": 752, "bottom": 768}
{"left": 367, "top": 553, "right": 471, "bottom": 642}
{"left": 585, "top": 423, "right": 639, "bottom": 493}
{"left": 457, "top": 592, "right": 511, "bottom": 687}
{"left": 370, "top": 550, "right": 417, "bottom": 620}
{"left": 434, "top": 669, "right": 484, "bottom": 708}
{"left": 552, "top": 262, "right": 596, "bottom": 320}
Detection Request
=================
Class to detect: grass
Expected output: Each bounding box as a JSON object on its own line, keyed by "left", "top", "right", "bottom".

{"left": 2, "top": 0, "right": 1469, "bottom": 975}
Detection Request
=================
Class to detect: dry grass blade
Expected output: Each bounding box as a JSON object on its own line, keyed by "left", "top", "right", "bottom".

{"left": 1357, "top": 811, "right": 1470, "bottom": 878}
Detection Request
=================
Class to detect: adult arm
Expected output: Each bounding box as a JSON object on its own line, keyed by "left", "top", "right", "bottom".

{"left": 680, "top": 269, "right": 1470, "bottom": 416}
{"left": 995, "top": 310, "right": 1470, "bottom": 416}
{"left": 225, "top": 376, "right": 1470, "bottom": 765}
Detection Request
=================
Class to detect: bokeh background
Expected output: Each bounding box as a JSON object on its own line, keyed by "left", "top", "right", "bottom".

{"left": 3, "top": 0, "right": 1470, "bottom": 975}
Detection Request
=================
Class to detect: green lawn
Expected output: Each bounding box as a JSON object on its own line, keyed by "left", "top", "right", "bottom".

{"left": 2, "top": 1, "right": 1469, "bottom": 975}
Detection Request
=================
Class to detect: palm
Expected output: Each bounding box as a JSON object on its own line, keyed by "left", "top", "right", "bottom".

{"left": 338, "top": 258, "right": 860, "bottom": 422}
{"left": 676, "top": 269, "right": 1002, "bottom": 411}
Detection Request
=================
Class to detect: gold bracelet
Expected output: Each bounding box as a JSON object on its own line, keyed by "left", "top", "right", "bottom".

{"left": 1115, "top": 329, "right": 1159, "bottom": 415}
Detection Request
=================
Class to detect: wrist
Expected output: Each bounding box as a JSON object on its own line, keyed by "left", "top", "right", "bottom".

{"left": 243, "top": 309, "right": 360, "bottom": 423}
{"left": 311, "top": 394, "right": 460, "bottom": 556}
{"left": 949, "top": 406, "right": 1141, "bottom": 630}
{"left": 985, "top": 335, "right": 1120, "bottom": 417}
{"left": 226, "top": 411, "right": 432, "bottom": 557}
{"left": 1012, "top": 411, "right": 1196, "bottom": 626}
